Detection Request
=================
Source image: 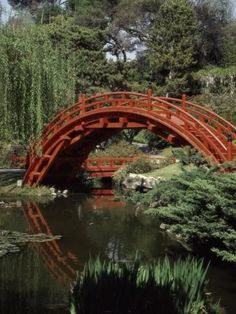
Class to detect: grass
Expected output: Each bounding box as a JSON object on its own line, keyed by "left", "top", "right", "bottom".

{"left": 0, "top": 173, "right": 52, "bottom": 197}
{"left": 143, "top": 163, "right": 196, "bottom": 180}
{"left": 159, "top": 147, "right": 174, "bottom": 157}
{"left": 0, "top": 184, "right": 52, "bottom": 197}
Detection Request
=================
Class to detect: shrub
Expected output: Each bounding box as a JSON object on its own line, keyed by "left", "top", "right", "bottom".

{"left": 134, "top": 168, "right": 236, "bottom": 262}
{"left": 113, "top": 158, "right": 157, "bottom": 185}
{"left": 172, "top": 146, "right": 207, "bottom": 167}
{"left": 89, "top": 140, "right": 144, "bottom": 158}
{"left": 126, "top": 158, "right": 155, "bottom": 174}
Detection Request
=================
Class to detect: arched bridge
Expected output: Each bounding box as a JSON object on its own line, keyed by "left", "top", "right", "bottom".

{"left": 23, "top": 90, "right": 236, "bottom": 187}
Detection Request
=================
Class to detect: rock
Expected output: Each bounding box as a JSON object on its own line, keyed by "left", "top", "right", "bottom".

{"left": 160, "top": 223, "right": 166, "bottom": 230}
{"left": 49, "top": 187, "right": 57, "bottom": 196}
{"left": 122, "top": 173, "right": 162, "bottom": 190}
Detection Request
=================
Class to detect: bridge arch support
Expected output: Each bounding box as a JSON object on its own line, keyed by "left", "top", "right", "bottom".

{"left": 23, "top": 91, "right": 236, "bottom": 186}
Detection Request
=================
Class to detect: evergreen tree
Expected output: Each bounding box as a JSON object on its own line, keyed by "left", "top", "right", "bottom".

{"left": 192, "top": 0, "right": 232, "bottom": 66}
{"left": 147, "top": 0, "right": 198, "bottom": 96}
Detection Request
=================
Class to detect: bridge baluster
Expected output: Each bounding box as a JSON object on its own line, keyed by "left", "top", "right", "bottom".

{"left": 79, "top": 94, "right": 86, "bottom": 114}
{"left": 182, "top": 94, "right": 187, "bottom": 111}
{"left": 147, "top": 89, "right": 153, "bottom": 110}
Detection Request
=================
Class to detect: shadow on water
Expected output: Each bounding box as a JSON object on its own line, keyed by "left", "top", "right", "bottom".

{"left": 0, "top": 190, "right": 235, "bottom": 313}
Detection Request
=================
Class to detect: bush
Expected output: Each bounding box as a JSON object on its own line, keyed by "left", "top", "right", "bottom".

{"left": 70, "top": 256, "right": 220, "bottom": 314}
{"left": 0, "top": 143, "right": 13, "bottom": 168}
{"left": 113, "top": 158, "right": 157, "bottom": 185}
{"left": 130, "top": 168, "right": 236, "bottom": 263}
{"left": 89, "top": 140, "right": 144, "bottom": 158}
{"left": 172, "top": 147, "right": 207, "bottom": 167}
{"left": 126, "top": 158, "right": 155, "bottom": 174}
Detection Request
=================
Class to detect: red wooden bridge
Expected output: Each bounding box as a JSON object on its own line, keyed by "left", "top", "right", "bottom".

{"left": 23, "top": 90, "right": 236, "bottom": 187}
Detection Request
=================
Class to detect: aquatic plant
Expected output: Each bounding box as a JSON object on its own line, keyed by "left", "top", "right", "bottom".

{"left": 70, "top": 256, "right": 218, "bottom": 314}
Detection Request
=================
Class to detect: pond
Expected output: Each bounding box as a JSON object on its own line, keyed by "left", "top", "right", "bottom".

{"left": 0, "top": 191, "right": 235, "bottom": 313}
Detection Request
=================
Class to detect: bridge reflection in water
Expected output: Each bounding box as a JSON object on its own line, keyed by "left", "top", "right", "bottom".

{"left": 23, "top": 191, "right": 182, "bottom": 287}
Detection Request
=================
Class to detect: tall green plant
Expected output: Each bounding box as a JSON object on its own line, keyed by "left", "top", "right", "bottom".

{"left": 70, "top": 256, "right": 219, "bottom": 314}
{"left": 0, "top": 22, "right": 76, "bottom": 143}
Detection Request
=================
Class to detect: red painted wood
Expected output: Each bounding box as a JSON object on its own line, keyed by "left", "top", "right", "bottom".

{"left": 23, "top": 91, "right": 236, "bottom": 186}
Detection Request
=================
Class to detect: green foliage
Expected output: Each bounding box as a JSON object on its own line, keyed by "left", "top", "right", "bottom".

{"left": 0, "top": 20, "right": 77, "bottom": 143}
{"left": 194, "top": 65, "right": 236, "bottom": 79}
{"left": 113, "top": 156, "right": 174, "bottom": 185}
{"left": 135, "top": 168, "right": 236, "bottom": 262}
{"left": 0, "top": 173, "right": 52, "bottom": 196}
{"left": 70, "top": 256, "right": 219, "bottom": 314}
{"left": 134, "top": 130, "right": 169, "bottom": 152}
{"left": 191, "top": 92, "right": 236, "bottom": 124}
{"left": 221, "top": 20, "right": 236, "bottom": 66}
{"left": 172, "top": 147, "right": 208, "bottom": 167}
{"left": 112, "top": 157, "right": 155, "bottom": 185}
{"left": 89, "top": 140, "right": 143, "bottom": 158}
{"left": 147, "top": 0, "right": 198, "bottom": 95}
{"left": 125, "top": 158, "right": 155, "bottom": 174}
{"left": 192, "top": 0, "right": 233, "bottom": 66}
{"left": 0, "top": 143, "right": 13, "bottom": 168}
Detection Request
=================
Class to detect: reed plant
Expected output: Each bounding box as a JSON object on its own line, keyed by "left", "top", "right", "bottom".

{"left": 70, "top": 256, "right": 218, "bottom": 314}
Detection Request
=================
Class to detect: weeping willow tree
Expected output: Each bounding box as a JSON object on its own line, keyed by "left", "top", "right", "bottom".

{"left": 0, "top": 21, "right": 77, "bottom": 144}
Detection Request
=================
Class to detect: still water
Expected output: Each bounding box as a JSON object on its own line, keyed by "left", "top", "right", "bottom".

{"left": 0, "top": 191, "right": 235, "bottom": 314}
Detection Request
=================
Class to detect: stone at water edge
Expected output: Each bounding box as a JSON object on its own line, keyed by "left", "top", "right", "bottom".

{"left": 160, "top": 223, "right": 166, "bottom": 230}
{"left": 49, "top": 187, "right": 57, "bottom": 196}
{"left": 122, "top": 173, "right": 162, "bottom": 190}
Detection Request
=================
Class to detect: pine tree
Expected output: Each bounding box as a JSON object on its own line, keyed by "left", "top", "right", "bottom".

{"left": 147, "top": 0, "right": 198, "bottom": 96}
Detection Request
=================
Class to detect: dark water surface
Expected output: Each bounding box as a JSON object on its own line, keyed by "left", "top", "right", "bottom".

{"left": 0, "top": 192, "right": 235, "bottom": 314}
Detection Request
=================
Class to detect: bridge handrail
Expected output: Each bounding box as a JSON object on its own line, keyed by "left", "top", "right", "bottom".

{"left": 43, "top": 92, "right": 228, "bottom": 149}
{"left": 46, "top": 93, "right": 227, "bottom": 153}
{"left": 41, "top": 92, "right": 236, "bottom": 146}
{"left": 160, "top": 97, "right": 236, "bottom": 138}
{"left": 28, "top": 93, "right": 228, "bottom": 166}
{"left": 42, "top": 92, "right": 149, "bottom": 137}
{"left": 27, "top": 92, "right": 236, "bottom": 174}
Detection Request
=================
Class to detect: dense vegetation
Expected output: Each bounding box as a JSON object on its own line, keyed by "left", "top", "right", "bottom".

{"left": 0, "top": 0, "right": 236, "bottom": 143}
{"left": 129, "top": 167, "right": 236, "bottom": 263}
{"left": 70, "top": 257, "right": 220, "bottom": 314}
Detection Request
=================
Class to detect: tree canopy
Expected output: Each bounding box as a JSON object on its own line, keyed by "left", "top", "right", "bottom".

{"left": 0, "top": 0, "right": 236, "bottom": 142}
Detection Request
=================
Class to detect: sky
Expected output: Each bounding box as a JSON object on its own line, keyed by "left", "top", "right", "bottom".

{"left": 1, "top": 0, "right": 11, "bottom": 15}
{"left": 1, "top": 0, "right": 10, "bottom": 9}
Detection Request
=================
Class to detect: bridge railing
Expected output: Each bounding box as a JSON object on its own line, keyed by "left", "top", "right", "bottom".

{"left": 83, "top": 157, "right": 134, "bottom": 169}
{"left": 27, "top": 91, "right": 236, "bottom": 171}
{"left": 82, "top": 156, "right": 176, "bottom": 172}
{"left": 160, "top": 96, "right": 236, "bottom": 141}
{"left": 43, "top": 92, "right": 233, "bottom": 145}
